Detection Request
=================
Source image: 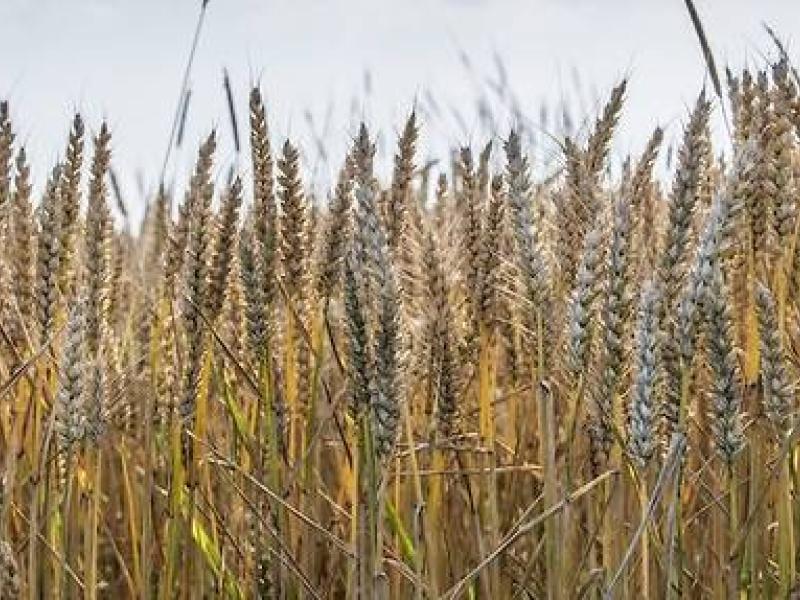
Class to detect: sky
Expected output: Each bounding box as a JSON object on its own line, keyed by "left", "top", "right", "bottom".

{"left": 1, "top": 0, "right": 799, "bottom": 221}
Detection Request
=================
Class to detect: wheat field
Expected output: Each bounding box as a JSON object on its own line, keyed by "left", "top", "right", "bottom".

{"left": 2, "top": 28, "right": 800, "bottom": 599}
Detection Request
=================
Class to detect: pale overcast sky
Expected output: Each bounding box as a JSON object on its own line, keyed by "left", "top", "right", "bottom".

{"left": 1, "top": 0, "right": 798, "bottom": 219}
